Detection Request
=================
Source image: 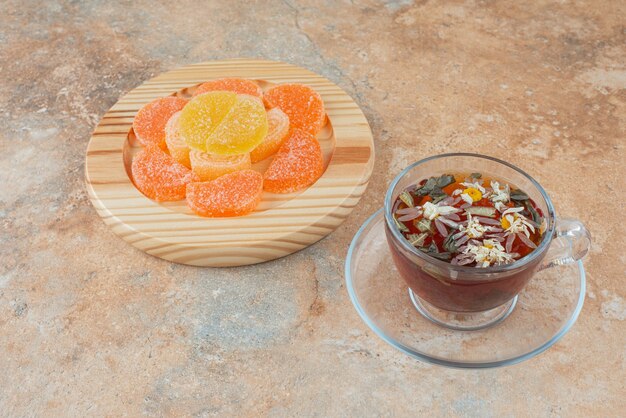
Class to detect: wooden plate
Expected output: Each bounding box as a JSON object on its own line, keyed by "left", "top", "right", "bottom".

{"left": 85, "top": 59, "right": 375, "bottom": 267}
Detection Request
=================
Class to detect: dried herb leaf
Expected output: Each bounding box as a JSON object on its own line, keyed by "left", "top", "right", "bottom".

{"left": 419, "top": 242, "right": 452, "bottom": 261}
{"left": 436, "top": 174, "right": 456, "bottom": 189}
{"left": 465, "top": 206, "right": 497, "bottom": 217}
{"left": 415, "top": 175, "right": 454, "bottom": 201}
{"left": 406, "top": 232, "right": 428, "bottom": 247}
{"left": 393, "top": 214, "right": 410, "bottom": 232}
{"left": 424, "top": 177, "right": 437, "bottom": 189}
{"left": 443, "top": 233, "right": 458, "bottom": 253}
{"left": 398, "top": 191, "right": 414, "bottom": 207}
{"left": 470, "top": 172, "right": 482, "bottom": 179}
{"left": 510, "top": 189, "right": 530, "bottom": 201}
{"left": 430, "top": 188, "right": 447, "bottom": 203}
{"left": 426, "top": 250, "right": 452, "bottom": 261}
{"left": 416, "top": 177, "right": 437, "bottom": 196}
{"left": 524, "top": 200, "right": 541, "bottom": 224}
{"left": 416, "top": 218, "right": 433, "bottom": 233}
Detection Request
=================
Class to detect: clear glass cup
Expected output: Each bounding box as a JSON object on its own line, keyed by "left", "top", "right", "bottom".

{"left": 384, "top": 153, "right": 591, "bottom": 330}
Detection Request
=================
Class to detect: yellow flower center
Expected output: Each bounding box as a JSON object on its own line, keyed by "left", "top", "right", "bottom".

{"left": 501, "top": 215, "right": 514, "bottom": 230}
{"left": 463, "top": 187, "right": 482, "bottom": 202}
{"left": 484, "top": 244, "right": 494, "bottom": 249}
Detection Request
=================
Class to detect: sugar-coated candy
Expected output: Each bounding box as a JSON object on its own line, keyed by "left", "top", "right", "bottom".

{"left": 178, "top": 91, "right": 238, "bottom": 151}
{"left": 131, "top": 145, "right": 200, "bottom": 201}
{"left": 178, "top": 92, "right": 267, "bottom": 155}
{"left": 263, "top": 84, "right": 325, "bottom": 136}
{"left": 193, "top": 78, "right": 263, "bottom": 98}
{"left": 250, "top": 108, "right": 290, "bottom": 163}
{"left": 205, "top": 94, "right": 268, "bottom": 155}
{"left": 189, "top": 150, "right": 251, "bottom": 181}
{"left": 186, "top": 170, "right": 263, "bottom": 217}
{"left": 263, "top": 128, "right": 324, "bottom": 194}
{"left": 164, "top": 112, "right": 191, "bottom": 168}
{"left": 133, "top": 97, "right": 188, "bottom": 147}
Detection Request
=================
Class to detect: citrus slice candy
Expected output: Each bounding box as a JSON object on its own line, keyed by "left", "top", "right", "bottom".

{"left": 193, "top": 78, "right": 263, "bottom": 98}
{"left": 263, "top": 84, "right": 325, "bottom": 136}
{"left": 178, "top": 91, "right": 238, "bottom": 151}
{"left": 250, "top": 108, "right": 290, "bottom": 163}
{"left": 263, "top": 128, "right": 324, "bottom": 194}
{"left": 205, "top": 94, "right": 268, "bottom": 155}
{"left": 132, "top": 97, "right": 188, "bottom": 147}
{"left": 164, "top": 112, "right": 191, "bottom": 168}
{"left": 186, "top": 170, "right": 263, "bottom": 217}
{"left": 189, "top": 150, "right": 251, "bottom": 181}
{"left": 131, "top": 145, "right": 199, "bottom": 201}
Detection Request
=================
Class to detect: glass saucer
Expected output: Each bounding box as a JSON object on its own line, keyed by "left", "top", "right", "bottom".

{"left": 345, "top": 209, "right": 586, "bottom": 369}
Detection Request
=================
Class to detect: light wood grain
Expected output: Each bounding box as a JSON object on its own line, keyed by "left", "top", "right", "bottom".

{"left": 85, "top": 59, "right": 375, "bottom": 266}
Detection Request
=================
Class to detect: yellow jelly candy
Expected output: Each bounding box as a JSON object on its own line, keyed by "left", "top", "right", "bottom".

{"left": 178, "top": 91, "right": 237, "bottom": 151}
{"left": 206, "top": 95, "right": 268, "bottom": 155}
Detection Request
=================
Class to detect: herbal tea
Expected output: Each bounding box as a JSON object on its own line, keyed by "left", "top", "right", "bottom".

{"left": 392, "top": 173, "right": 546, "bottom": 267}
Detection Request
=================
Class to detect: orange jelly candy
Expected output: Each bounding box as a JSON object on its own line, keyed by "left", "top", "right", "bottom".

{"left": 250, "top": 108, "right": 290, "bottom": 163}
{"left": 193, "top": 78, "right": 263, "bottom": 98}
{"left": 131, "top": 145, "right": 199, "bottom": 201}
{"left": 164, "top": 112, "right": 191, "bottom": 168}
{"left": 186, "top": 170, "right": 263, "bottom": 217}
{"left": 263, "top": 84, "right": 325, "bottom": 136}
{"left": 263, "top": 129, "right": 324, "bottom": 194}
{"left": 189, "top": 150, "right": 251, "bottom": 181}
{"left": 132, "top": 97, "right": 187, "bottom": 147}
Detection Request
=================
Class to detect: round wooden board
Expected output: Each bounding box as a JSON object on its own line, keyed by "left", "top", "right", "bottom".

{"left": 85, "top": 59, "right": 375, "bottom": 267}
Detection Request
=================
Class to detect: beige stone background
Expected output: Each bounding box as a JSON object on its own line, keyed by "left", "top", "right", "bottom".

{"left": 1, "top": 0, "right": 625, "bottom": 416}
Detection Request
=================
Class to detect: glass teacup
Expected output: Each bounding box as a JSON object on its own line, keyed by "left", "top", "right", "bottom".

{"left": 384, "top": 153, "right": 591, "bottom": 330}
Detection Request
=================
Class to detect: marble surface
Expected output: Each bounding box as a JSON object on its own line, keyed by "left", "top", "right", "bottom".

{"left": 1, "top": 0, "right": 624, "bottom": 416}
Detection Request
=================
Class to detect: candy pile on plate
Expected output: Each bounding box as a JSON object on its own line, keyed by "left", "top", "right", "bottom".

{"left": 130, "top": 78, "right": 326, "bottom": 217}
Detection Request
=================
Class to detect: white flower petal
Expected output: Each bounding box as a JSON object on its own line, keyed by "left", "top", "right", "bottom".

{"left": 518, "top": 232, "right": 537, "bottom": 248}
{"left": 461, "top": 193, "right": 474, "bottom": 205}
{"left": 506, "top": 234, "right": 515, "bottom": 253}
{"left": 435, "top": 218, "right": 448, "bottom": 237}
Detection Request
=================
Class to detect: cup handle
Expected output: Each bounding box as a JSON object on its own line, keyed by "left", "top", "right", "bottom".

{"left": 538, "top": 218, "right": 591, "bottom": 270}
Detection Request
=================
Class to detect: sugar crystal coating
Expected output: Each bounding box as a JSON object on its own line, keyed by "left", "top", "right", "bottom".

{"left": 189, "top": 150, "right": 251, "bottom": 181}
{"left": 263, "top": 128, "right": 324, "bottom": 194}
{"left": 178, "top": 91, "right": 238, "bottom": 151}
{"left": 263, "top": 84, "right": 325, "bottom": 136}
{"left": 193, "top": 78, "right": 263, "bottom": 98}
{"left": 132, "top": 80, "right": 327, "bottom": 209}
{"left": 186, "top": 170, "right": 263, "bottom": 217}
{"left": 131, "top": 145, "right": 200, "bottom": 201}
{"left": 132, "top": 97, "right": 188, "bottom": 147}
{"left": 164, "top": 112, "right": 191, "bottom": 168}
{"left": 205, "top": 94, "right": 268, "bottom": 155}
{"left": 250, "top": 108, "right": 290, "bottom": 163}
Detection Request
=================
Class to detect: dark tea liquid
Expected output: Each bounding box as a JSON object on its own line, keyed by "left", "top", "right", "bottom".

{"left": 388, "top": 172, "right": 547, "bottom": 312}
